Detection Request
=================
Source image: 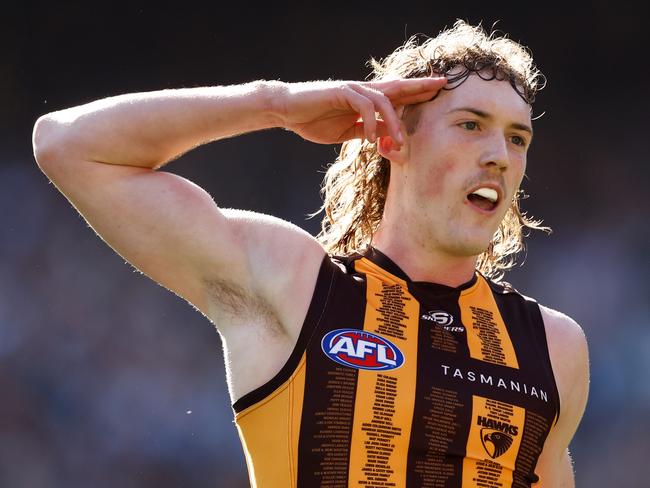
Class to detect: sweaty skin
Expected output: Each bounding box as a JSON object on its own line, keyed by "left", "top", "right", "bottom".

{"left": 33, "top": 74, "right": 588, "bottom": 487}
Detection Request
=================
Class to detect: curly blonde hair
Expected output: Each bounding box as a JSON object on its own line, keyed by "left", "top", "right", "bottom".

{"left": 316, "top": 20, "right": 549, "bottom": 280}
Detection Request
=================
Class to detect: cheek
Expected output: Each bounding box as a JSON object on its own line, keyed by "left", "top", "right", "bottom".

{"left": 509, "top": 156, "right": 527, "bottom": 190}
{"left": 408, "top": 122, "right": 463, "bottom": 202}
{"left": 419, "top": 159, "right": 454, "bottom": 198}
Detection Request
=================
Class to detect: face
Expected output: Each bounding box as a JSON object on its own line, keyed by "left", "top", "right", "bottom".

{"left": 395, "top": 74, "right": 533, "bottom": 258}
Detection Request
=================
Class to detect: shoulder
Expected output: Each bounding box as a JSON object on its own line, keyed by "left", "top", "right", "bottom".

{"left": 539, "top": 305, "right": 589, "bottom": 366}
{"left": 539, "top": 305, "right": 589, "bottom": 384}
{"left": 539, "top": 304, "right": 589, "bottom": 439}
{"left": 534, "top": 305, "right": 590, "bottom": 481}
{"left": 483, "top": 278, "right": 589, "bottom": 365}
{"left": 219, "top": 209, "right": 326, "bottom": 337}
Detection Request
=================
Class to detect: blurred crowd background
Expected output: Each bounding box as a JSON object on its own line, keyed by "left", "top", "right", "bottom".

{"left": 2, "top": 2, "right": 648, "bottom": 487}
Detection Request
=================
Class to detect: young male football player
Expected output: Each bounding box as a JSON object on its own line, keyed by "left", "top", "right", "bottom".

{"left": 33, "top": 20, "right": 589, "bottom": 487}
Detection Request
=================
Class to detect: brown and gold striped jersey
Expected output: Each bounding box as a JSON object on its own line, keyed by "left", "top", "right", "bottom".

{"left": 233, "top": 248, "right": 560, "bottom": 487}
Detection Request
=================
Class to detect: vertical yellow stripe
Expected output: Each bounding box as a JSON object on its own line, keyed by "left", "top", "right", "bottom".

{"left": 289, "top": 355, "right": 306, "bottom": 487}
{"left": 459, "top": 276, "right": 519, "bottom": 369}
{"left": 348, "top": 258, "right": 419, "bottom": 488}
{"left": 234, "top": 354, "right": 307, "bottom": 488}
{"left": 463, "top": 395, "right": 525, "bottom": 487}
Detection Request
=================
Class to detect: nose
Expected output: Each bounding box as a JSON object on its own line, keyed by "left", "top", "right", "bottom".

{"left": 479, "top": 134, "right": 509, "bottom": 171}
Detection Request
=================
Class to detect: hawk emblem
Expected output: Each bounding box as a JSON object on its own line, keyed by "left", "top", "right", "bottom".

{"left": 480, "top": 429, "right": 513, "bottom": 458}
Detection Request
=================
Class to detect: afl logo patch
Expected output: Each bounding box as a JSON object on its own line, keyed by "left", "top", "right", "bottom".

{"left": 321, "top": 329, "right": 405, "bottom": 371}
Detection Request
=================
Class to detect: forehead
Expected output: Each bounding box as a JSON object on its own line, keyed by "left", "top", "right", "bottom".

{"left": 428, "top": 74, "right": 532, "bottom": 124}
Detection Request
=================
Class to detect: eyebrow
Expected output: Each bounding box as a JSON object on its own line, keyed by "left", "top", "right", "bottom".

{"left": 448, "top": 106, "right": 533, "bottom": 137}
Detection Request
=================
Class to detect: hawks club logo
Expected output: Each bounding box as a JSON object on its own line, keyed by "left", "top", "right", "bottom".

{"left": 321, "top": 329, "right": 404, "bottom": 371}
{"left": 481, "top": 429, "right": 514, "bottom": 458}
{"left": 477, "top": 415, "right": 519, "bottom": 459}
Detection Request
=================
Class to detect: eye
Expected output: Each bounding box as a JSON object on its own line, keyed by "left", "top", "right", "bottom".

{"left": 460, "top": 121, "right": 479, "bottom": 131}
{"left": 510, "top": 134, "right": 527, "bottom": 147}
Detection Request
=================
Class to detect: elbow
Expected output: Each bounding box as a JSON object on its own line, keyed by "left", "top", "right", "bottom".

{"left": 32, "top": 113, "right": 64, "bottom": 172}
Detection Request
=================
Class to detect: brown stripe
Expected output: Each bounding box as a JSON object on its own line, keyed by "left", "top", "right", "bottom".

{"left": 296, "top": 257, "right": 363, "bottom": 487}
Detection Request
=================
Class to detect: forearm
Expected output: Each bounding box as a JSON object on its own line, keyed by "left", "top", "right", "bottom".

{"left": 33, "top": 81, "right": 284, "bottom": 169}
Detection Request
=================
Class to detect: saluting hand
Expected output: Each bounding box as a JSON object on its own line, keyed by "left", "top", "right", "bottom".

{"left": 271, "top": 77, "right": 447, "bottom": 148}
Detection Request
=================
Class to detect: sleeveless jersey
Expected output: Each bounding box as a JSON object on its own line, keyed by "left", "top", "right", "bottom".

{"left": 232, "top": 248, "right": 560, "bottom": 487}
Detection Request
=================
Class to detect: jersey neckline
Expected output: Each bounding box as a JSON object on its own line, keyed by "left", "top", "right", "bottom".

{"left": 362, "top": 246, "right": 479, "bottom": 294}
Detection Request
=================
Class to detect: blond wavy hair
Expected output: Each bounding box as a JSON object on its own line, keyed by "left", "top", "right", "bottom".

{"left": 316, "top": 20, "right": 549, "bottom": 280}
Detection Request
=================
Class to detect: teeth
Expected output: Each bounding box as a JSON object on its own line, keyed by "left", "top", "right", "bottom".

{"left": 471, "top": 187, "right": 498, "bottom": 203}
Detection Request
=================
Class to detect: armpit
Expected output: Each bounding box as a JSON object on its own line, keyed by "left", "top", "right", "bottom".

{"left": 203, "top": 277, "right": 284, "bottom": 335}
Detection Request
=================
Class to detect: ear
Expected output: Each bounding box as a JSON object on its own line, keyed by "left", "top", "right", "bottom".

{"left": 377, "top": 136, "right": 407, "bottom": 165}
{"left": 377, "top": 106, "right": 408, "bottom": 164}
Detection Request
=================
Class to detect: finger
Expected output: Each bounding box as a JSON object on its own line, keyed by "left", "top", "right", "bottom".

{"left": 345, "top": 120, "right": 389, "bottom": 142}
{"left": 349, "top": 84, "right": 403, "bottom": 145}
{"left": 342, "top": 86, "right": 378, "bottom": 142}
{"left": 374, "top": 120, "right": 390, "bottom": 138}
{"left": 367, "top": 77, "right": 447, "bottom": 101}
{"left": 390, "top": 88, "right": 444, "bottom": 106}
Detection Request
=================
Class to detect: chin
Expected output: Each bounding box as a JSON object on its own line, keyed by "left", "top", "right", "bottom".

{"left": 442, "top": 234, "right": 492, "bottom": 258}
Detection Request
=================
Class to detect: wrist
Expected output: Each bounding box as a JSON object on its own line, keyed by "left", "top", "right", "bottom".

{"left": 256, "top": 80, "right": 289, "bottom": 129}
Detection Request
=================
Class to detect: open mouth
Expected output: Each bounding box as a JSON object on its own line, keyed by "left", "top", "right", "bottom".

{"left": 467, "top": 187, "right": 499, "bottom": 212}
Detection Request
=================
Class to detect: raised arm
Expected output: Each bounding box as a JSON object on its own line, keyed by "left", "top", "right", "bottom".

{"left": 31, "top": 82, "right": 302, "bottom": 321}
{"left": 32, "top": 78, "right": 446, "bottom": 336}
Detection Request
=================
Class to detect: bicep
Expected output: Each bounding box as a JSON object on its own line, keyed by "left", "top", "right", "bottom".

{"left": 42, "top": 158, "right": 247, "bottom": 312}
{"left": 41, "top": 157, "right": 325, "bottom": 331}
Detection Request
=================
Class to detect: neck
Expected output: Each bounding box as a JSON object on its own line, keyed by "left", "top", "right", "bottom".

{"left": 372, "top": 225, "right": 478, "bottom": 287}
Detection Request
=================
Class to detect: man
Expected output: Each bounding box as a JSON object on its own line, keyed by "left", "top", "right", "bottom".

{"left": 33, "top": 20, "right": 588, "bottom": 488}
